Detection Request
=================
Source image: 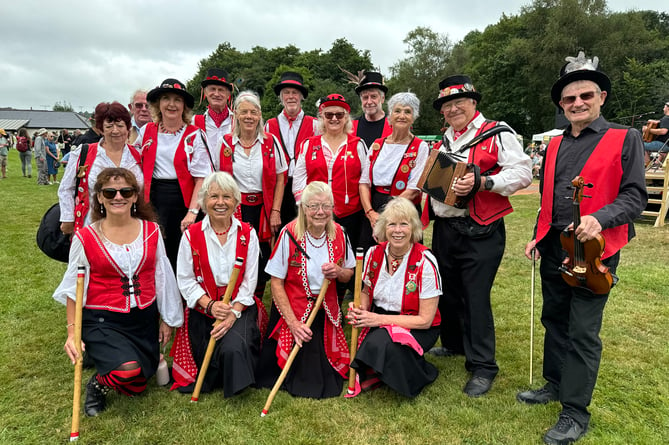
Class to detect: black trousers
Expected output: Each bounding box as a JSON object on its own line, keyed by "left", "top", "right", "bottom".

{"left": 280, "top": 177, "right": 298, "bottom": 230}
{"left": 150, "top": 179, "right": 187, "bottom": 272}
{"left": 537, "top": 228, "right": 618, "bottom": 428}
{"left": 240, "top": 203, "right": 271, "bottom": 293}
{"left": 432, "top": 216, "right": 505, "bottom": 379}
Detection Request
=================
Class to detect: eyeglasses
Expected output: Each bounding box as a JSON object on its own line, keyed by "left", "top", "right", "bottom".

{"left": 304, "top": 203, "right": 334, "bottom": 212}
{"left": 560, "top": 91, "right": 597, "bottom": 105}
{"left": 323, "top": 111, "right": 345, "bottom": 120}
{"left": 101, "top": 187, "right": 136, "bottom": 199}
{"left": 441, "top": 99, "right": 471, "bottom": 112}
{"left": 133, "top": 103, "right": 149, "bottom": 109}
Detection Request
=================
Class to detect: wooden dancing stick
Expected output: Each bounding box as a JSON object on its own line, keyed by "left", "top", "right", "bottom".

{"left": 70, "top": 265, "right": 85, "bottom": 442}
{"left": 347, "top": 248, "right": 365, "bottom": 395}
{"left": 530, "top": 249, "right": 536, "bottom": 385}
{"left": 261, "top": 279, "right": 331, "bottom": 417}
{"left": 191, "top": 257, "right": 244, "bottom": 402}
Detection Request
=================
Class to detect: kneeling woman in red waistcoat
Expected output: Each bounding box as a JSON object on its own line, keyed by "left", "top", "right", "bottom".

{"left": 256, "top": 181, "right": 354, "bottom": 398}
{"left": 347, "top": 197, "right": 442, "bottom": 398}
{"left": 171, "top": 171, "right": 267, "bottom": 397}
{"left": 54, "top": 168, "right": 183, "bottom": 417}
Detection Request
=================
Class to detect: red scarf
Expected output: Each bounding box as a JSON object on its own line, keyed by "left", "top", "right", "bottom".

{"left": 283, "top": 110, "right": 298, "bottom": 128}
{"left": 208, "top": 107, "right": 229, "bottom": 128}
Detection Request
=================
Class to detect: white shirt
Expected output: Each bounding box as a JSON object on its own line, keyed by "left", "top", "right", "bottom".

{"left": 221, "top": 134, "right": 287, "bottom": 193}
{"left": 192, "top": 111, "right": 232, "bottom": 170}
{"left": 135, "top": 125, "right": 212, "bottom": 180}
{"left": 266, "top": 227, "right": 355, "bottom": 294}
{"left": 431, "top": 113, "right": 532, "bottom": 218}
{"left": 360, "top": 139, "right": 430, "bottom": 190}
{"left": 52, "top": 222, "right": 183, "bottom": 327}
{"left": 58, "top": 142, "right": 144, "bottom": 224}
{"left": 362, "top": 245, "right": 441, "bottom": 312}
{"left": 176, "top": 216, "right": 259, "bottom": 308}
{"left": 265, "top": 110, "right": 319, "bottom": 176}
{"left": 292, "top": 137, "right": 368, "bottom": 203}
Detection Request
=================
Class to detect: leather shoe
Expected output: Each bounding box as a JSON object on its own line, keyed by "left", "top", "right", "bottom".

{"left": 428, "top": 346, "right": 462, "bottom": 357}
{"left": 463, "top": 375, "right": 493, "bottom": 397}
{"left": 543, "top": 415, "right": 587, "bottom": 444}
{"left": 517, "top": 385, "right": 558, "bottom": 404}
{"left": 85, "top": 375, "right": 110, "bottom": 417}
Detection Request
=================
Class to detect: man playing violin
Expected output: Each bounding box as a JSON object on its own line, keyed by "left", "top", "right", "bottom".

{"left": 642, "top": 101, "right": 669, "bottom": 167}
{"left": 518, "top": 51, "right": 647, "bottom": 445}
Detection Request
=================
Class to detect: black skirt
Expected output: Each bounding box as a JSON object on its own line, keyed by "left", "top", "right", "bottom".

{"left": 351, "top": 309, "right": 439, "bottom": 398}
{"left": 188, "top": 306, "right": 260, "bottom": 398}
{"left": 82, "top": 302, "right": 160, "bottom": 378}
{"left": 256, "top": 303, "right": 344, "bottom": 399}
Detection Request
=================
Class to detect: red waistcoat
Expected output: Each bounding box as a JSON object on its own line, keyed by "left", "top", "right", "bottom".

{"left": 265, "top": 114, "right": 316, "bottom": 165}
{"left": 352, "top": 118, "right": 392, "bottom": 139}
{"left": 536, "top": 129, "right": 628, "bottom": 259}
{"left": 78, "top": 220, "right": 158, "bottom": 312}
{"left": 73, "top": 143, "right": 141, "bottom": 232}
{"left": 366, "top": 242, "right": 441, "bottom": 327}
{"left": 268, "top": 221, "right": 350, "bottom": 377}
{"left": 220, "top": 134, "right": 277, "bottom": 241}
{"left": 303, "top": 134, "right": 363, "bottom": 218}
{"left": 368, "top": 136, "right": 423, "bottom": 203}
{"left": 467, "top": 121, "right": 514, "bottom": 225}
{"left": 140, "top": 122, "right": 200, "bottom": 206}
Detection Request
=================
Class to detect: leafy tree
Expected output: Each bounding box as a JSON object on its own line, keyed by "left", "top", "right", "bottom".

{"left": 53, "top": 101, "right": 74, "bottom": 112}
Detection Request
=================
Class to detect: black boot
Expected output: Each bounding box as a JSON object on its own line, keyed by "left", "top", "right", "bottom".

{"left": 85, "top": 375, "right": 110, "bottom": 417}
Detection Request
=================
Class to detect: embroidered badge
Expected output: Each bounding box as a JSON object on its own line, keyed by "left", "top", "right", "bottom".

{"left": 290, "top": 260, "right": 301, "bottom": 267}
{"left": 372, "top": 142, "right": 381, "bottom": 151}
{"left": 223, "top": 147, "right": 232, "bottom": 157}
{"left": 336, "top": 258, "right": 343, "bottom": 267}
{"left": 400, "top": 165, "right": 410, "bottom": 174}
{"left": 396, "top": 180, "right": 406, "bottom": 190}
{"left": 406, "top": 281, "right": 417, "bottom": 293}
{"left": 240, "top": 235, "right": 247, "bottom": 246}
{"left": 408, "top": 159, "right": 416, "bottom": 168}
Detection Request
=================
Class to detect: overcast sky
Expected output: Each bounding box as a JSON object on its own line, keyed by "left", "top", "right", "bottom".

{"left": 1, "top": 0, "right": 662, "bottom": 112}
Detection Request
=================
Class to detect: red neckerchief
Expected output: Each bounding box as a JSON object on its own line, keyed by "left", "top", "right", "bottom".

{"left": 453, "top": 111, "right": 480, "bottom": 141}
{"left": 283, "top": 110, "right": 299, "bottom": 129}
{"left": 208, "top": 106, "right": 229, "bottom": 128}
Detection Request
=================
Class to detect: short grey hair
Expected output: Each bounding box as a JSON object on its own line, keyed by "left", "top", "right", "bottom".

{"left": 359, "top": 88, "right": 385, "bottom": 100}
{"left": 279, "top": 88, "right": 304, "bottom": 106}
{"left": 197, "top": 172, "right": 241, "bottom": 211}
{"left": 387, "top": 92, "right": 420, "bottom": 120}
{"left": 129, "top": 89, "right": 148, "bottom": 103}
{"left": 373, "top": 197, "right": 423, "bottom": 243}
{"left": 232, "top": 90, "right": 265, "bottom": 140}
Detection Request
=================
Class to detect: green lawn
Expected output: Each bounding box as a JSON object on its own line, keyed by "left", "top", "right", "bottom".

{"left": 0, "top": 152, "right": 667, "bottom": 444}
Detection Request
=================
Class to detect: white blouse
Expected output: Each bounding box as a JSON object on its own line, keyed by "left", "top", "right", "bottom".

{"left": 359, "top": 140, "right": 430, "bottom": 191}
{"left": 52, "top": 222, "right": 183, "bottom": 327}
{"left": 266, "top": 228, "right": 355, "bottom": 294}
{"left": 58, "top": 142, "right": 144, "bottom": 224}
{"left": 221, "top": 134, "right": 287, "bottom": 193}
{"left": 176, "top": 216, "right": 259, "bottom": 308}
{"left": 192, "top": 111, "right": 232, "bottom": 170}
{"left": 362, "top": 245, "right": 441, "bottom": 313}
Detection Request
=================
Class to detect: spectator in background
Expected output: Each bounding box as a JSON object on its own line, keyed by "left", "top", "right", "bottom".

{"left": 34, "top": 128, "right": 50, "bottom": 185}
{"left": 642, "top": 101, "right": 669, "bottom": 167}
{"left": 57, "top": 129, "right": 74, "bottom": 156}
{"left": 128, "top": 90, "right": 151, "bottom": 144}
{"left": 45, "top": 131, "right": 61, "bottom": 184}
{"left": 0, "top": 129, "right": 8, "bottom": 179}
{"left": 16, "top": 128, "right": 32, "bottom": 178}
{"left": 73, "top": 122, "right": 102, "bottom": 147}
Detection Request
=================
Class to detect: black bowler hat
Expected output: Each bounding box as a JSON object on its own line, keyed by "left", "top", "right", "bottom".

{"left": 147, "top": 78, "right": 195, "bottom": 109}
{"left": 550, "top": 51, "right": 611, "bottom": 109}
{"left": 432, "top": 75, "right": 481, "bottom": 111}
{"left": 274, "top": 71, "right": 308, "bottom": 98}
{"left": 355, "top": 71, "right": 388, "bottom": 95}
{"left": 200, "top": 68, "right": 233, "bottom": 90}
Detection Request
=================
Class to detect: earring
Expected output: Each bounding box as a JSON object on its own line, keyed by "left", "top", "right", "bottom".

{"left": 100, "top": 204, "right": 105, "bottom": 215}
{"left": 132, "top": 203, "right": 137, "bottom": 215}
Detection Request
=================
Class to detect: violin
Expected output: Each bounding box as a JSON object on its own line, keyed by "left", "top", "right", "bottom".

{"left": 558, "top": 176, "right": 613, "bottom": 294}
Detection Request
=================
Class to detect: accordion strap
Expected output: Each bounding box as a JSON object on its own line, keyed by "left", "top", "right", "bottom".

{"left": 443, "top": 122, "right": 513, "bottom": 156}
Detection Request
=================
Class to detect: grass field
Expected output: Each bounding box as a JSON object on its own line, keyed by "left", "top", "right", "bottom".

{"left": 0, "top": 152, "right": 667, "bottom": 444}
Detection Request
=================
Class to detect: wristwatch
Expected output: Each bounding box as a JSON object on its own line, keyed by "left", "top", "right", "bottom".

{"left": 484, "top": 176, "right": 494, "bottom": 191}
{"left": 188, "top": 208, "right": 199, "bottom": 215}
{"left": 230, "top": 308, "right": 242, "bottom": 319}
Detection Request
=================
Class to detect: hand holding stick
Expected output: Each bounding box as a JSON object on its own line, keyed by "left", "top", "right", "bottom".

{"left": 347, "top": 248, "right": 365, "bottom": 395}
{"left": 70, "top": 265, "right": 85, "bottom": 442}
{"left": 261, "top": 279, "right": 331, "bottom": 417}
{"left": 191, "top": 257, "right": 244, "bottom": 402}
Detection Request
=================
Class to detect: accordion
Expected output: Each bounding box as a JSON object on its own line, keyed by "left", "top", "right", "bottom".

{"left": 418, "top": 150, "right": 476, "bottom": 209}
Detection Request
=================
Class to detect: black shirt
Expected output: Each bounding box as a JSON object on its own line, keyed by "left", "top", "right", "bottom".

{"left": 355, "top": 115, "right": 387, "bottom": 148}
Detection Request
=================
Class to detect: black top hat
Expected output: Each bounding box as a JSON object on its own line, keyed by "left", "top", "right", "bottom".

{"left": 355, "top": 71, "right": 388, "bottom": 95}
{"left": 318, "top": 94, "right": 351, "bottom": 113}
{"left": 201, "top": 68, "right": 233, "bottom": 90}
{"left": 433, "top": 75, "right": 482, "bottom": 111}
{"left": 147, "top": 78, "right": 195, "bottom": 109}
{"left": 550, "top": 51, "right": 611, "bottom": 108}
{"left": 274, "top": 71, "right": 308, "bottom": 98}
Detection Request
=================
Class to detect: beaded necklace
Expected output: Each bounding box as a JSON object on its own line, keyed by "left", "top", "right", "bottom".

{"left": 159, "top": 122, "right": 184, "bottom": 135}
{"left": 212, "top": 224, "right": 232, "bottom": 236}
{"left": 306, "top": 231, "right": 327, "bottom": 249}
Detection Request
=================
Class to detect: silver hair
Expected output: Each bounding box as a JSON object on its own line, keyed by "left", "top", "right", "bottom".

{"left": 129, "top": 89, "right": 148, "bottom": 103}
{"left": 279, "top": 88, "right": 304, "bottom": 107}
{"left": 387, "top": 92, "right": 420, "bottom": 120}
{"left": 197, "top": 172, "right": 241, "bottom": 211}
{"left": 232, "top": 90, "right": 265, "bottom": 139}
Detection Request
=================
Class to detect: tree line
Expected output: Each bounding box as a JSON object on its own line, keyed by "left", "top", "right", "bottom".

{"left": 185, "top": 0, "right": 669, "bottom": 138}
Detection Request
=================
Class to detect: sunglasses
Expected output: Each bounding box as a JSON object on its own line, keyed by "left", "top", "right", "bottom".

{"left": 560, "top": 91, "right": 597, "bottom": 105}
{"left": 323, "top": 111, "right": 345, "bottom": 120}
{"left": 133, "top": 103, "right": 149, "bottom": 109}
{"left": 101, "top": 187, "right": 136, "bottom": 199}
